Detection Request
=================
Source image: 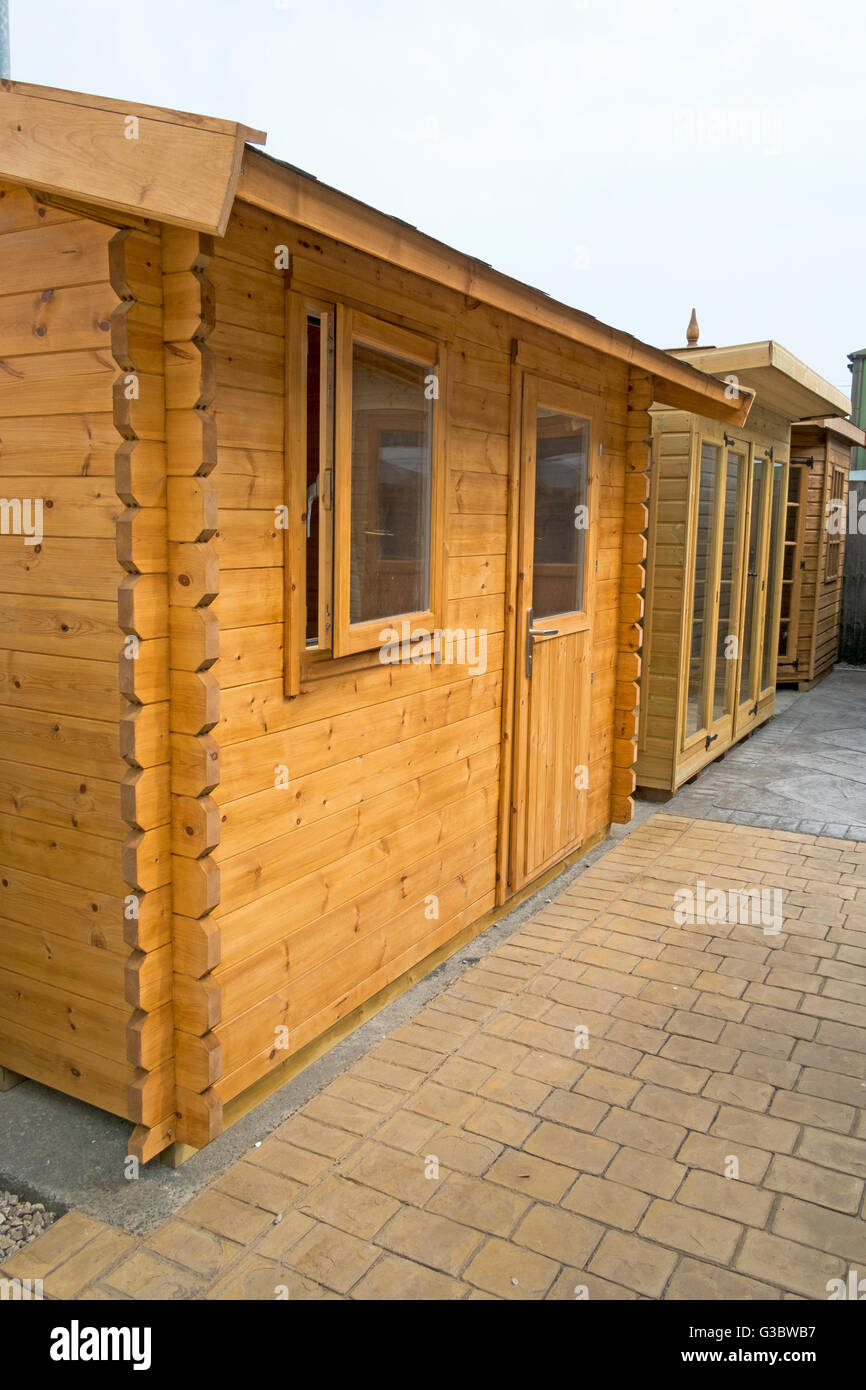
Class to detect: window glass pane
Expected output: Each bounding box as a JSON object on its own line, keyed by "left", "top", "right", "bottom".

{"left": 350, "top": 341, "right": 433, "bottom": 624}
{"left": 712, "top": 452, "right": 741, "bottom": 722}
{"left": 304, "top": 312, "right": 335, "bottom": 647}
{"left": 740, "top": 457, "right": 765, "bottom": 704}
{"left": 761, "top": 461, "right": 785, "bottom": 690}
{"left": 532, "top": 407, "right": 589, "bottom": 620}
{"left": 685, "top": 443, "right": 720, "bottom": 738}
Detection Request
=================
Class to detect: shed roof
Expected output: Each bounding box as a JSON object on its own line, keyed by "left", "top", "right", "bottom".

{"left": 0, "top": 78, "right": 755, "bottom": 425}
{"left": 667, "top": 341, "right": 850, "bottom": 422}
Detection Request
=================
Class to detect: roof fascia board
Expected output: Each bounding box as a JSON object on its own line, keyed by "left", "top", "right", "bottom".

{"left": 238, "top": 148, "right": 753, "bottom": 427}
{"left": 0, "top": 80, "right": 265, "bottom": 236}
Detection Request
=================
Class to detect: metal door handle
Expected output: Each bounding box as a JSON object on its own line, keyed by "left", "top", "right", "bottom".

{"left": 526, "top": 609, "right": 560, "bottom": 678}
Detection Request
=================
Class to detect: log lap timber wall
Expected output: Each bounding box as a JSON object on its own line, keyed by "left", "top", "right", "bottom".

{"left": 0, "top": 82, "right": 753, "bottom": 1160}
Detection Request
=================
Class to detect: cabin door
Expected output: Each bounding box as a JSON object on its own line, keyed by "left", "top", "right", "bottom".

{"left": 510, "top": 375, "right": 600, "bottom": 891}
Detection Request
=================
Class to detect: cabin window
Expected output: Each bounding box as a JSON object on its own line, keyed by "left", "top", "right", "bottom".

{"left": 333, "top": 309, "right": 445, "bottom": 658}
{"left": 824, "top": 466, "right": 845, "bottom": 582}
{"left": 285, "top": 297, "right": 445, "bottom": 690}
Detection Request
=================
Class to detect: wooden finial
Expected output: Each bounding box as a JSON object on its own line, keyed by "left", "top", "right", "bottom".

{"left": 686, "top": 308, "right": 699, "bottom": 346}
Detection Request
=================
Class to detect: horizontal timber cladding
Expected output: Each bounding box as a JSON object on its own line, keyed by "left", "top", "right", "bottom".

{"left": 196, "top": 198, "right": 636, "bottom": 1113}
{"left": 0, "top": 182, "right": 134, "bottom": 1119}
{"left": 637, "top": 400, "right": 790, "bottom": 794}
{"left": 777, "top": 423, "right": 851, "bottom": 689}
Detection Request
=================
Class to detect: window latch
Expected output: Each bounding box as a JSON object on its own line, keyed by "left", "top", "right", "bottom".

{"left": 305, "top": 478, "right": 319, "bottom": 538}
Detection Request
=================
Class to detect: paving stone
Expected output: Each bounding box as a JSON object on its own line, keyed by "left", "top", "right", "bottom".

{"left": 573, "top": 1066, "right": 641, "bottom": 1106}
{"left": 425, "top": 1172, "right": 531, "bottom": 1236}
{"left": 639, "top": 1199, "right": 742, "bottom": 1263}
{"left": 208, "top": 1256, "right": 338, "bottom": 1301}
{"left": 463, "top": 1236, "right": 558, "bottom": 1300}
{"left": 180, "top": 1191, "right": 274, "bottom": 1245}
{"left": 710, "top": 1105, "right": 800, "bottom": 1155}
{"left": 486, "top": 1148, "right": 575, "bottom": 1203}
{"left": 676, "top": 1169, "right": 773, "bottom": 1227}
{"left": 667, "top": 1258, "right": 780, "bottom": 1300}
{"left": 537, "top": 1089, "right": 608, "bottom": 1133}
{"left": 248, "top": 1139, "right": 333, "bottom": 1185}
{"left": 352, "top": 1252, "right": 466, "bottom": 1300}
{"left": 796, "top": 1128, "right": 866, "bottom": 1180}
{"left": 147, "top": 1218, "right": 245, "bottom": 1279}
{"left": 375, "top": 1205, "right": 484, "bottom": 1275}
{"left": 478, "top": 1070, "right": 551, "bottom": 1112}
{"left": 275, "top": 1114, "right": 359, "bottom": 1160}
{"left": 597, "top": 1106, "right": 686, "bottom": 1158}
{"left": 41, "top": 1228, "right": 136, "bottom": 1299}
{"left": 375, "top": 1109, "right": 443, "bottom": 1154}
{"left": 702, "top": 1072, "right": 775, "bottom": 1112}
{"left": 764, "top": 1156, "right": 863, "bottom": 1215}
{"left": 283, "top": 1222, "right": 379, "bottom": 1294}
{"left": 768, "top": 1090, "right": 855, "bottom": 1133}
{"left": 772, "top": 1195, "right": 866, "bottom": 1264}
{"left": 631, "top": 1083, "right": 718, "bottom": 1133}
{"left": 606, "top": 1146, "right": 687, "bottom": 1199}
{"left": 588, "top": 1229, "right": 678, "bottom": 1298}
{"left": 342, "top": 1142, "right": 444, "bottom": 1204}
{"left": 562, "top": 1173, "right": 651, "bottom": 1230}
{"left": 407, "top": 1081, "right": 481, "bottom": 1126}
{"left": 735, "top": 1229, "right": 842, "bottom": 1300}
{"left": 0, "top": 1211, "right": 105, "bottom": 1281}
{"left": 513, "top": 1202, "right": 603, "bottom": 1267}
{"left": 548, "top": 1267, "right": 638, "bottom": 1299}
{"left": 214, "top": 1161, "right": 300, "bottom": 1214}
{"left": 300, "top": 1093, "right": 383, "bottom": 1136}
{"left": 104, "top": 1250, "right": 208, "bottom": 1300}
{"left": 294, "top": 1175, "right": 400, "bottom": 1240}
{"left": 464, "top": 1099, "right": 539, "bottom": 1147}
{"left": 524, "top": 1120, "right": 617, "bottom": 1173}
{"left": 676, "top": 1132, "right": 772, "bottom": 1185}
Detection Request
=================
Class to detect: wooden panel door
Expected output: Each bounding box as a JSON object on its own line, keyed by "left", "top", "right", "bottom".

{"left": 510, "top": 375, "right": 600, "bottom": 891}
{"left": 778, "top": 462, "right": 806, "bottom": 670}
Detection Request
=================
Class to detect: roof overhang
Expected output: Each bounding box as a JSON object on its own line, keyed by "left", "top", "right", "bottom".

{"left": 238, "top": 149, "right": 753, "bottom": 427}
{"left": 0, "top": 79, "right": 266, "bottom": 236}
{"left": 668, "top": 341, "right": 849, "bottom": 422}
{"left": 0, "top": 80, "right": 752, "bottom": 428}
{"left": 791, "top": 416, "right": 866, "bottom": 448}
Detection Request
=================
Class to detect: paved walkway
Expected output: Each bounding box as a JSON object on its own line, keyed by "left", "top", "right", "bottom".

{"left": 4, "top": 811, "right": 865, "bottom": 1300}
{"left": 664, "top": 668, "right": 866, "bottom": 838}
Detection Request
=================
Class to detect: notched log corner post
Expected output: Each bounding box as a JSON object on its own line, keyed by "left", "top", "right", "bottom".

{"left": 162, "top": 225, "right": 224, "bottom": 1153}
{"left": 611, "top": 369, "right": 652, "bottom": 824}
{"left": 111, "top": 225, "right": 176, "bottom": 1161}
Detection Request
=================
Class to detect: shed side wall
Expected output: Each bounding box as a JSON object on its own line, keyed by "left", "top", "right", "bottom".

{"left": 204, "top": 200, "right": 631, "bottom": 1110}
{"left": 0, "top": 182, "right": 133, "bottom": 1116}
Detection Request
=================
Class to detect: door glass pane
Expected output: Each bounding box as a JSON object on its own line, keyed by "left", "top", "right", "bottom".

{"left": 350, "top": 342, "right": 433, "bottom": 624}
{"left": 712, "top": 451, "right": 742, "bottom": 722}
{"left": 740, "top": 457, "right": 765, "bottom": 704}
{"left": 762, "top": 461, "right": 785, "bottom": 689}
{"left": 685, "top": 443, "right": 720, "bottom": 738}
{"left": 532, "top": 407, "right": 589, "bottom": 620}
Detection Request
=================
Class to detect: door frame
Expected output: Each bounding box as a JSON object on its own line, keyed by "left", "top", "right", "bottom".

{"left": 507, "top": 369, "right": 603, "bottom": 894}
{"left": 734, "top": 446, "right": 772, "bottom": 736}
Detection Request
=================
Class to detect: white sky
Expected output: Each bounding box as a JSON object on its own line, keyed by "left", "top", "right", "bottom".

{"left": 11, "top": 0, "right": 865, "bottom": 393}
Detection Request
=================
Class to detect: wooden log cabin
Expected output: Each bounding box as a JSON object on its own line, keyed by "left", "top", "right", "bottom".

{"left": 0, "top": 82, "right": 751, "bottom": 1162}
{"left": 776, "top": 416, "right": 865, "bottom": 690}
{"left": 637, "top": 327, "right": 851, "bottom": 797}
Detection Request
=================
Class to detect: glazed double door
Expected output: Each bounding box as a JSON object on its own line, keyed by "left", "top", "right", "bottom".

{"left": 682, "top": 441, "right": 787, "bottom": 761}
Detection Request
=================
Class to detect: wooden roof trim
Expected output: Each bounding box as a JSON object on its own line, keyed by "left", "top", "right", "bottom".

{"left": 669, "top": 340, "right": 850, "bottom": 418}
{"left": 1, "top": 79, "right": 266, "bottom": 141}
{"left": 0, "top": 80, "right": 266, "bottom": 236}
{"left": 238, "top": 148, "right": 753, "bottom": 427}
{"left": 793, "top": 416, "right": 866, "bottom": 447}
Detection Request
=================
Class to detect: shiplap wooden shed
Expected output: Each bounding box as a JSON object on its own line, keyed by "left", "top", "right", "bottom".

{"left": 0, "top": 81, "right": 750, "bottom": 1162}
{"left": 637, "top": 334, "right": 850, "bottom": 796}
{"left": 776, "top": 416, "right": 865, "bottom": 689}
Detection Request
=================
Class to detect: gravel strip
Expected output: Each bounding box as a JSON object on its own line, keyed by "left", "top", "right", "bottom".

{"left": 0, "top": 1189, "right": 56, "bottom": 1261}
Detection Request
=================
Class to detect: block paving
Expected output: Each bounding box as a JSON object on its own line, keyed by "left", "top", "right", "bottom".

{"left": 3, "top": 813, "right": 866, "bottom": 1300}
